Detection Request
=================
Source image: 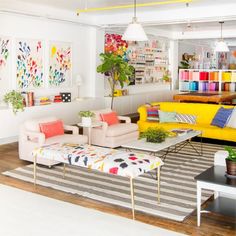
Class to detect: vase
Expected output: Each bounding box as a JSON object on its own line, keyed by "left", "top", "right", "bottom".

{"left": 82, "top": 117, "right": 92, "bottom": 127}
{"left": 226, "top": 159, "right": 236, "bottom": 176}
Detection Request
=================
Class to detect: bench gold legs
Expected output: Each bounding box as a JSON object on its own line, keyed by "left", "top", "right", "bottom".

{"left": 130, "top": 178, "right": 135, "bottom": 220}
{"left": 157, "top": 166, "right": 161, "bottom": 204}
{"left": 33, "top": 155, "right": 37, "bottom": 186}
{"left": 63, "top": 163, "right": 66, "bottom": 178}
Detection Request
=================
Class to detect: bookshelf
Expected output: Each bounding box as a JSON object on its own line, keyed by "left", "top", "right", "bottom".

{"left": 179, "top": 69, "right": 236, "bottom": 92}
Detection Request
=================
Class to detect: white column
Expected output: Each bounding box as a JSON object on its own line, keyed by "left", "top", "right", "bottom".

{"left": 169, "top": 40, "right": 179, "bottom": 90}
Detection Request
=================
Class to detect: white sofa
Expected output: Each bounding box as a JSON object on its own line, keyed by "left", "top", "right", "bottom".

{"left": 87, "top": 108, "right": 139, "bottom": 148}
{"left": 19, "top": 117, "right": 88, "bottom": 166}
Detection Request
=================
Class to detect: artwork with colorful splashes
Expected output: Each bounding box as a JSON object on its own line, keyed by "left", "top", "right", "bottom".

{"left": 0, "top": 37, "right": 11, "bottom": 99}
{"left": 16, "top": 39, "right": 44, "bottom": 89}
{"left": 49, "top": 41, "right": 72, "bottom": 87}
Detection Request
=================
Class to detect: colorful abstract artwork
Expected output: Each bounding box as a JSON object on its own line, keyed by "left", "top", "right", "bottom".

{"left": 49, "top": 41, "right": 72, "bottom": 87}
{"left": 0, "top": 36, "right": 11, "bottom": 99}
{"left": 16, "top": 39, "right": 44, "bottom": 89}
{"left": 105, "top": 34, "right": 129, "bottom": 61}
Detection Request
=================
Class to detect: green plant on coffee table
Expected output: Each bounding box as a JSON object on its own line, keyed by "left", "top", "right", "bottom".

{"left": 3, "top": 90, "right": 24, "bottom": 114}
{"left": 140, "top": 128, "right": 169, "bottom": 143}
{"left": 224, "top": 146, "right": 236, "bottom": 162}
{"left": 78, "top": 111, "right": 95, "bottom": 118}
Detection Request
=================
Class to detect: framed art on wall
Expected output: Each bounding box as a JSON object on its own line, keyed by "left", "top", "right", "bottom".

{"left": 0, "top": 36, "right": 11, "bottom": 99}
{"left": 16, "top": 38, "right": 44, "bottom": 89}
{"left": 49, "top": 41, "right": 72, "bottom": 88}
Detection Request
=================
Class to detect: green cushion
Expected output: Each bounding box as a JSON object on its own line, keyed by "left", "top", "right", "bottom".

{"left": 159, "top": 110, "right": 177, "bottom": 123}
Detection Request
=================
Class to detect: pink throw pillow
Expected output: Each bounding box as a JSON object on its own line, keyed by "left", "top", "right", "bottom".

{"left": 100, "top": 112, "right": 119, "bottom": 126}
{"left": 39, "top": 120, "right": 64, "bottom": 139}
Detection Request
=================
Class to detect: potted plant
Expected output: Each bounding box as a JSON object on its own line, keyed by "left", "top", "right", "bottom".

{"left": 97, "top": 53, "right": 134, "bottom": 109}
{"left": 3, "top": 90, "right": 24, "bottom": 114}
{"left": 140, "top": 128, "right": 169, "bottom": 143}
{"left": 79, "top": 110, "right": 95, "bottom": 126}
{"left": 224, "top": 146, "right": 236, "bottom": 176}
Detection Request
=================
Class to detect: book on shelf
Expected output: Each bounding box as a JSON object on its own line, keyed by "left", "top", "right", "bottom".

{"left": 171, "top": 128, "right": 193, "bottom": 136}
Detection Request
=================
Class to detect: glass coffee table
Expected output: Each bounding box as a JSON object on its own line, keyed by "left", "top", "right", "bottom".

{"left": 121, "top": 130, "right": 202, "bottom": 160}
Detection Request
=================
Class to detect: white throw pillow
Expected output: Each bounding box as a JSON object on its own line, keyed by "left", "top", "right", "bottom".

{"left": 226, "top": 108, "right": 236, "bottom": 128}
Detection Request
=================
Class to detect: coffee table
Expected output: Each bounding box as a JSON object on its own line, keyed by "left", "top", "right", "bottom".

{"left": 121, "top": 130, "right": 202, "bottom": 160}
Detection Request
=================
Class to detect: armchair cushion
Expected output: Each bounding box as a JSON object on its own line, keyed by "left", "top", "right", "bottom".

{"left": 100, "top": 111, "right": 119, "bottom": 126}
{"left": 45, "top": 134, "right": 88, "bottom": 145}
{"left": 106, "top": 123, "right": 138, "bottom": 137}
{"left": 39, "top": 120, "right": 64, "bottom": 138}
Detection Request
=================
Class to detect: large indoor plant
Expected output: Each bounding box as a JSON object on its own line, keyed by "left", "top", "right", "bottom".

{"left": 224, "top": 146, "right": 236, "bottom": 176}
{"left": 140, "top": 128, "right": 169, "bottom": 143}
{"left": 3, "top": 90, "right": 24, "bottom": 114}
{"left": 79, "top": 110, "right": 95, "bottom": 126}
{"left": 97, "top": 53, "right": 134, "bottom": 109}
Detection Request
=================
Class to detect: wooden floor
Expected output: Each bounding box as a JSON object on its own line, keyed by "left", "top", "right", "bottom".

{"left": 0, "top": 142, "right": 235, "bottom": 236}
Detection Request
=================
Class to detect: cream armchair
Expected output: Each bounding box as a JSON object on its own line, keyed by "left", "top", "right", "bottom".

{"left": 87, "top": 108, "right": 139, "bottom": 148}
{"left": 19, "top": 117, "right": 88, "bottom": 166}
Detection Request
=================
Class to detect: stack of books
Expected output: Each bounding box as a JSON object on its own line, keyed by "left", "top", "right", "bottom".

{"left": 171, "top": 128, "right": 193, "bottom": 136}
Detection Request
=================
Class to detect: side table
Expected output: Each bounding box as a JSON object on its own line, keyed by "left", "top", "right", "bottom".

{"left": 195, "top": 166, "right": 236, "bottom": 226}
{"left": 77, "top": 122, "right": 102, "bottom": 145}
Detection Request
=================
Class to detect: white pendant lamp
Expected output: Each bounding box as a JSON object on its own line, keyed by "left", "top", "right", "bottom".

{"left": 122, "top": 0, "right": 148, "bottom": 41}
{"left": 215, "top": 21, "right": 229, "bottom": 52}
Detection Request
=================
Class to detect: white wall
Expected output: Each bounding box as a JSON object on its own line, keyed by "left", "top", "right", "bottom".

{"left": 0, "top": 13, "right": 107, "bottom": 144}
{"left": 0, "top": 13, "right": 104, "bottom": 99}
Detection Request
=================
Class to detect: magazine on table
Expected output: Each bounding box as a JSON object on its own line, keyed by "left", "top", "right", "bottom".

{"left": 171, "top": 128, "right": 193, "bottom": 136}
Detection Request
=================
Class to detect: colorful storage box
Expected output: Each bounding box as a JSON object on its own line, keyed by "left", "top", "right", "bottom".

{"left": 222, "top": 72, "right": 231, "bottom": 82}
{"left": 209, "top": 72, "right": 219, "bottom": 81}
{"left": 199, "top": 72, "right": 209, "bottom": 81}
{"left": 60, "top": 92, "right": 71, "bottom": 102}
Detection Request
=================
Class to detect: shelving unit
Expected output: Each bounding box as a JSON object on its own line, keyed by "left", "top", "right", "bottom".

{"left": 179, "top": 69, "right": 236, "bottom": 92}
{"left": 128, "top": 41, "right": 169, "bottom": 85}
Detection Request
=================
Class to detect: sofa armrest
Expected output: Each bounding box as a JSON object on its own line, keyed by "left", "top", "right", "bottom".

{"left": 138, "top": 105, "right": 147, "bottom": 122}
{"left": 23, "top": 131, "right": 46, "bottom": 146}
{"left": 64, "top": 125, "right": 79, "bottom": 135}
{"left": 101, "top": 121, "right": 108, "bottom": 133}
{"left": 118, "top": 116, "right": 131, "bottom": 123}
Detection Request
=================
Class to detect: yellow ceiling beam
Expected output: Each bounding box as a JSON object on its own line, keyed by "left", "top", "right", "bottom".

{"left": 77, "top": 0, "right": 193, "bottom": 15}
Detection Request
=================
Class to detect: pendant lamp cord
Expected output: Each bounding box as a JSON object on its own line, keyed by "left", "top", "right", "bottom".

{"left": 134, "top": 0, "right": 136, "bottom": 18}
{"left": 220, "top": 21, "right": 224, "bottom": 40}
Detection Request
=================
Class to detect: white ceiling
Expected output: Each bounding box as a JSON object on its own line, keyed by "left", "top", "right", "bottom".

{"left": 6, "top": 0, "right": 236, "bottom": 14}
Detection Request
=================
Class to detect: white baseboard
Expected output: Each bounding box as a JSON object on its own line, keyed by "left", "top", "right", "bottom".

{"left": 0, "top": 136, "right": 18, "bottom": 145}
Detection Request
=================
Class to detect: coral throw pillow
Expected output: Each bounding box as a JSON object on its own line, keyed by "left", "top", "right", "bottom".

{"left": 39, "top": 120, "right": 64, "bottom": 139}
{"left": 100, "top": 112, "right": 119, "bottom": 126}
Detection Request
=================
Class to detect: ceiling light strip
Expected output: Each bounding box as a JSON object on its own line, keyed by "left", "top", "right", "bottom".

{"left": 77, "top": 0, "right": 193, "bottom": 14}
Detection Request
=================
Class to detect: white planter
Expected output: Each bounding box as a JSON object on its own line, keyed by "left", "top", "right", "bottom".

{"left": 82, "top": 117, "right": 92, "bottom": 126}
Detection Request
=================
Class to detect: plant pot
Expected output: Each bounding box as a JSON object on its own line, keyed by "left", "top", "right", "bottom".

{"left": 82, "top": 117, "right": 92, "bottom": 127}
{"left": 226, "top": 159, "right": 236, "bottom": 176}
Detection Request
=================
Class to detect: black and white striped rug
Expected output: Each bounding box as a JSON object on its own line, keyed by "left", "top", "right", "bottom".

{"left": 3, "top": 142, "right": 223, "bottom": 222}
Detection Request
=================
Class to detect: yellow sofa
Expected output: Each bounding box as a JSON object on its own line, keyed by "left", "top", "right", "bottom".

{"left": 138, "top": 102, "right": 236, "bottom": 142}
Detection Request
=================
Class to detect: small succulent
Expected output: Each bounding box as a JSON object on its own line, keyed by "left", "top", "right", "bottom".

{"left": 224, "top": 146, "right": 236, "bottom": 163}
{"left": 78, "top": 110, "right": 95, "bottom": 118}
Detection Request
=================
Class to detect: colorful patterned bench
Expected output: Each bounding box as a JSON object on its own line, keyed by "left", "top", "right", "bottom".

{"left": 32, "top": 143, "right": 164, "bottom": 219}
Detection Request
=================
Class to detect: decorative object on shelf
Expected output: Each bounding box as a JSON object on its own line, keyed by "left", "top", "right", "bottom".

{"left": 215, "top": 22, "right": 229, "bottom": 52}
{"left": 97, "top": 53, "right": 134, "bottom": 109}
{"left": 0, "top": 36, "right": 11, "bottom": 100}
{"left": 38, "top": 97, "right": 51, "bottom": 106}
{"left": 3, "top": 90, "right": 24, "bottom": 114}
{"left": 79, "top": 110, "right": 95, "bottom": 126}
{"left": 53, "top": 95, "right": 62, "bottom": 103}
{"left": 122, "top": 0, "right": 148, "bottom": 42}
{"left": 140, "top": 127, "right": 169, "bottom": 143}
{"left": 60, "top": 92, "right": 71, "bottom": 102}
{"left": 162, "top": 69, "right": 171, "bottom": 82}
{"left": 179, "top": 59, "right": 191, "bottom": 69}
{"left": 16, "top": 39, "right": 44, "bottom": 89}
{"left": 224, "top": 146, "right": 236, "bottom": 176}
{"left": 49, "top": 41, "right": 72, "bottom": 88}
{"left": 76, "top": 74, "right": 83, "bottom": 100}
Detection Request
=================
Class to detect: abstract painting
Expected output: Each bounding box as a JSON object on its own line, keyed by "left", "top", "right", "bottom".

{"left": 49, "top": 41, "right": 72, "bottom": 87}
{"left": 16, "top": 39, "right": 44, "bottom": 89}
{"left": 0, "top": 36, "right": 11, "bottom": 99}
